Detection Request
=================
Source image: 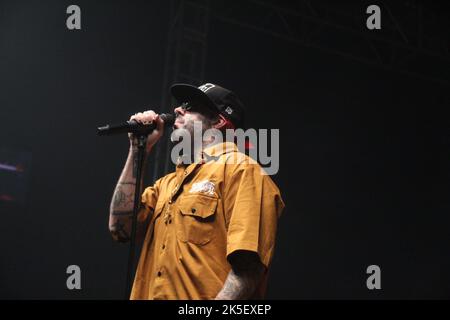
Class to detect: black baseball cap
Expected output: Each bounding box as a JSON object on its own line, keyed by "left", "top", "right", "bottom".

{"left": 170, "top": 83, "right": 246, "bottom": 129}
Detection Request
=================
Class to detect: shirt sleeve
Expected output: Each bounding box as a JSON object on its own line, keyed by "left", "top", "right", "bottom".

{"left": 224, "top": 162, "right": 285, "bottom": 269}
{"left": 139, "top": 178, "right": 162, "bottom": 223}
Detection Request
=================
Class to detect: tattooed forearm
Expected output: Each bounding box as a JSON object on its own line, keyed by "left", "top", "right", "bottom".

{"left": 108, "top": 147, "right": 149, "bottom": 243}
{"left": 111, "top": 182, "right": 136, "bottom": 209}
{"left": 215, "top": 251, "right": 265, "bottom": 300}
{"left": 109, "top": 206, "right": 148, "bottom": 243}
{"left": 111, "top": 210, "right": 133, "bottom": 216}
{"left": 117, "top": 182, "right": 136, "bottom": 186}
{"left": 112, "top": 189, "right": 126, "bottom": 206}
{"left": 110, "top": 220, "right": 131, "bottom": 243}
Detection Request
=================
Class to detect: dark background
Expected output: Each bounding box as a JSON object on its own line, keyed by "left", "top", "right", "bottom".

{"left": 0, "top": 0, "right": 450, "bottom": 299}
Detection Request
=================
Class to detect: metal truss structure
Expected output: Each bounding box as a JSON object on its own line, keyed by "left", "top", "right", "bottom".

{"left": 151, "top": 0, "right": 210, "bottom": 181}
{"left": 212, "top": 0, "right": 450, "bottom": 85}
{"left": 152, "top": 0, "right": 449, "bottom": 180}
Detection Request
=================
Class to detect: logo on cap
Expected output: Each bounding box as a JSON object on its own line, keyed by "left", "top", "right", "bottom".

{"left": 224, "top": 106, "right": 233, "bottom": 115}
{"left": 199, "top": 83, "right": 215, "bottom": 93}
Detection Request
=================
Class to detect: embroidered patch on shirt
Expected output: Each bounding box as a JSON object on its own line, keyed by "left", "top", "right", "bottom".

{"left": 189, "top": 180, "right": 215, "bottom": 196}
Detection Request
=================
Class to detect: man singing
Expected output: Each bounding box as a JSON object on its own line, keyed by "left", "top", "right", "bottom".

{"left": 109, "top": 83, "right": 285, "bottom": 300}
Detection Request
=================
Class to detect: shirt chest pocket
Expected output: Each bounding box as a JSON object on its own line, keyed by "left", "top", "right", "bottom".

{"left": 175, "top": 194, "right": 218, "bottom": 245}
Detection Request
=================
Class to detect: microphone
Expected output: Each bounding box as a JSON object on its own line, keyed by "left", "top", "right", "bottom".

{"left": 97, "top": 113, "right": 175, "bottom": 136}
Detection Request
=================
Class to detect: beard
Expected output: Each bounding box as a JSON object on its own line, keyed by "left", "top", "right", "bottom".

{"left": 170, "top": 114, "right": 215, "bottom": 164}
{"left": 172, "top": 113, "right": 212, "bottom": 140}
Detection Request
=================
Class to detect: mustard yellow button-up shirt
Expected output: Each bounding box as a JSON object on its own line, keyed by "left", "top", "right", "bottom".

{"left": 130, "top": 142, "right": 284, "bottom": 300}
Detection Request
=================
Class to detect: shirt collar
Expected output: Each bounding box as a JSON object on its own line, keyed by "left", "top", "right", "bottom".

{"left": 175, "top": 142, "right": 239, "bottom": 167}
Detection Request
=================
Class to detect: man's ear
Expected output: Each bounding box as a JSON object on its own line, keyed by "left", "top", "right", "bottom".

{"left": 212, "top": 114, "right": 228, "bottom": 130}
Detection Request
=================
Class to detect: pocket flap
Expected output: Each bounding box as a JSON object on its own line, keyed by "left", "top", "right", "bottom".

{"left": 179, "top": 194, "right": 218, "bottom": 219}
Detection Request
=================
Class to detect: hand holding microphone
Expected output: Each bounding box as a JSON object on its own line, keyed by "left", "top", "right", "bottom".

{"left": 97, "top": 110, "right": 175, "bottom": 152}
{"left": 129, "top": 110, "right": 165, "bottom": 151}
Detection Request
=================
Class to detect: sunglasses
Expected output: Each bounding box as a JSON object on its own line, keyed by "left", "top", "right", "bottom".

{"left": 180, "top": 102, "right": 194, "bottom": 111}
{"left": 179, "top": 101, "right": 217, "bottom": 117}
